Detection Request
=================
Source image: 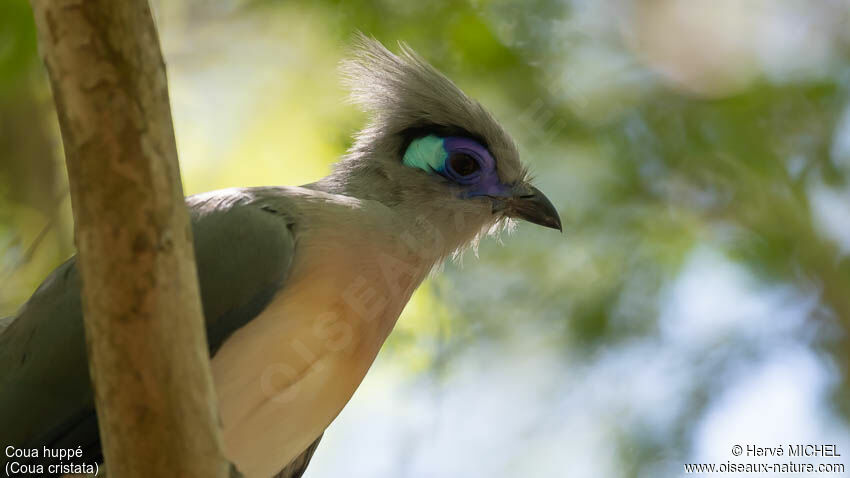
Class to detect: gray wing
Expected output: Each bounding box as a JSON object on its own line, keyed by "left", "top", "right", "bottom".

{"left": 0, "top": 315, "right": 13, "bottom": 334}
{"left": 0, "top": 189, "right": 322, "bottom": 476}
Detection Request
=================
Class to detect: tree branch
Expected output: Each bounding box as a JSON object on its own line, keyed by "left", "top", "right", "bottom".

{"left": 28, "top": 1, "right": 230, "bottom": 476}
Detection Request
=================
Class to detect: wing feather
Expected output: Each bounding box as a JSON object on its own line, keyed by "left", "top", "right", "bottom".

{"left": 0, "top": 189, "right": 303, "bottom": 476}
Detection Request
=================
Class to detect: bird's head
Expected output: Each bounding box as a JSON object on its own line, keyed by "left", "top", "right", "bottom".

{"left": 321, "top": 34, "right": 560, "bottom": 259}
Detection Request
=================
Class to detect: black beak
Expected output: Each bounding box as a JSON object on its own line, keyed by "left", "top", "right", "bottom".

{"left": 494, "top": 184, "right": 562, "bottom": 232}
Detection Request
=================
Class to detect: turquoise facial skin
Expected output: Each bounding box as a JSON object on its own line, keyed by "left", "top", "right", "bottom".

{"left": 402, "top": 135, "right": 447, "bottom": 173}
{"left": 402, "top": 134, "right": 510, "bottom": 198}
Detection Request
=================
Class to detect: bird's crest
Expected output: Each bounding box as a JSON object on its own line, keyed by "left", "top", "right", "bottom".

{"left": 341, "top": 33, "right": 526, "bottom": 183}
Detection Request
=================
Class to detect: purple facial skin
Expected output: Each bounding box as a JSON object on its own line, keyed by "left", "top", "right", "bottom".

{"left": 442, "top": 136, "right": 512, "bottom": 198}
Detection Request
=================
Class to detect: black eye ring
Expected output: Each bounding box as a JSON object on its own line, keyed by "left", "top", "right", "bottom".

{"left": 448, "top": 152, "right": 481, "bottom": 177}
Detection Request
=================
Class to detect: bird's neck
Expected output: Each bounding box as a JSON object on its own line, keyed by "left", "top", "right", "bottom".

{"left": 307, "top": 163, "right": 396, "bottom": 204}
{"left": 306, "top": 166, "right": 491, "bottom": 266}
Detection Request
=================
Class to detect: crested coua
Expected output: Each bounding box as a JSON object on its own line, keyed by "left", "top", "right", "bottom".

{"left": 0, "top": 35, "right": 561, "bottom": 478}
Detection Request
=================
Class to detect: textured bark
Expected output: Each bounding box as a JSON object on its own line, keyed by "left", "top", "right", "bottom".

{"left": 28, "top": 1, "right": 230, "bottom": 477}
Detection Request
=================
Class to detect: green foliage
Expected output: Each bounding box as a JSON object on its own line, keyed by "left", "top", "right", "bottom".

{"left": 0, "top": 0, "right": 39, "bottom": 95}
{"left": 2, "top": 0, "right": 849, "bottom": 475}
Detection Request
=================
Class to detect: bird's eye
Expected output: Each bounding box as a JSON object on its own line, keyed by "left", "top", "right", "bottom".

{"left": 448, "top": 153, "right": 480, "bottom": 177}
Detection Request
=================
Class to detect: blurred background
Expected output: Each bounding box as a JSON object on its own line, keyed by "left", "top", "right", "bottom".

{"left": 2, "top": 0, "right": 850, "bottom": 476}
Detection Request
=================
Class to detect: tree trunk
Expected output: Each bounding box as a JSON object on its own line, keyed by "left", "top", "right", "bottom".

{"left": 28, "top": 1, "right": 230, "bottom": 477}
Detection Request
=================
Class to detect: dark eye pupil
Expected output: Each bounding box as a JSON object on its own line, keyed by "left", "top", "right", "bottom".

{"left": 449, "top": 153, "right": 480, "bottom": 176}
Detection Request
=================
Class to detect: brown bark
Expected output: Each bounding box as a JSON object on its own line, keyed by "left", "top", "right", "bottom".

{"left": 28, "top": 1, "right": 230, "bottom": 477}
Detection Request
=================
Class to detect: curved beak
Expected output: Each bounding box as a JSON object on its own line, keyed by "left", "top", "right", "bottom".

{"left": 493, "top": 183, "right": 562, "bottom": 232}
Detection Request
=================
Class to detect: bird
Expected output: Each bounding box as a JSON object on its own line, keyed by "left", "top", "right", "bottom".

{"left": 0, "top": 35, "right": 561, "bottom": 478}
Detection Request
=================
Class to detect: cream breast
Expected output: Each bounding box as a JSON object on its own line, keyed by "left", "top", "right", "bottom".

{"left": 212, "top": 215, "right": 430, "bottom": 478}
